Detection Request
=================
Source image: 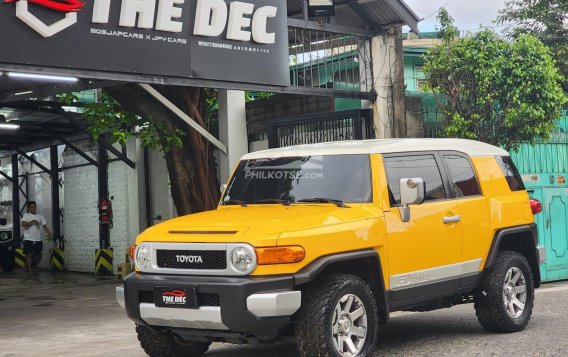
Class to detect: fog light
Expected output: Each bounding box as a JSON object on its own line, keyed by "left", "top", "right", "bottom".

{"left": 0, "top": 232, "right": 9, "bottom": 241}
{"left": 136, "top": 245, "right": 151, "bottom": 270}
{"left": 231, "top": 247, "right": 255, "bottom": 274}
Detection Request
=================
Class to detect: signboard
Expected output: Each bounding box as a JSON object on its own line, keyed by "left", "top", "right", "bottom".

{"left": 0, "top": 0, "right": 290, "bottom": 86}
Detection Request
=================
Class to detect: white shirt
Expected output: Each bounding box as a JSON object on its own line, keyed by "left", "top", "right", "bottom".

{"left": 22, "top": 213, "right": 47, "bottom": 242}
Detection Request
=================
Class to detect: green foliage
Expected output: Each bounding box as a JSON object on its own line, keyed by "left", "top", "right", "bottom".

{"left": 82, "top": 92, "right": 185, "bottom": 153}
{"left": 423, "top": 11, "right": 567, "bottom": 150}
{"left": 58, "top": 93, "right": 79, "bottom": 106}
{"left": 497, "top": 0, "right": 568, "bottom": 92}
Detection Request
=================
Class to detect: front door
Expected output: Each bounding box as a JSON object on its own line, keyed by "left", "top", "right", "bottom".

{"left": 382, "top": 153, "right": 463, "bottom": 305}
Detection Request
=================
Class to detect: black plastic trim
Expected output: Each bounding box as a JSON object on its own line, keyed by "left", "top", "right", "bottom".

{"left": 293, "top": 250, "right": 381, "bottom": 286}
{"left": 485, "top": 224, "right": 537, "bottom": 269}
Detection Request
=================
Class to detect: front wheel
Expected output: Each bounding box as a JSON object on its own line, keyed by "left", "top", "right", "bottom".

{"left": 474, "top": 251, "right": 535, "bottom": 333}
{"left": 136, "top": 324, "right": 211, "bottom": 357}
{"left": 296, "top": 274, "right": 378, "bottom": 357}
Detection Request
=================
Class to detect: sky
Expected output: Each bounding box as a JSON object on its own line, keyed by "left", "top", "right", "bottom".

{"left": 404, "top": 0, "right": 508, "bottom": 33}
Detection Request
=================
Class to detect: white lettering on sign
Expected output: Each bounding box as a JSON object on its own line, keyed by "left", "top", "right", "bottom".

{"left": 175, "top": 255, "right": 204, "bottom": 263}
{"left": 226, "top": 1, "right": 254, "bottom": 41}
{"left": 119, "top": 0, "right": 156, "bottom": 29}
{"left": 92, "top": 0, "right": 185, "bottom": 33}
{"left": 162, "top": 296, "right": 187, "bottom": 304}
{"left": 194, "top": 0, "right": 228, "bottom": 37}
{"left": 156, "top": 0, "right": 185, "bottom": 32}
{"left": 193, "top": 0, "right": 277, "bottom": 43}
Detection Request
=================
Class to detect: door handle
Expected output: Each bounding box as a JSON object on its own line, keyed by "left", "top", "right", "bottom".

{"left": 443, "top": 215, "right": 461, "bottom": 224}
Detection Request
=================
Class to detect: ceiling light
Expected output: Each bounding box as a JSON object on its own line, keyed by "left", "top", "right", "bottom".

{"left": 0, "top": 123, "right": 20, "bottom": 130}
{"left": 15, "top": 91, "right": 33, "bottom": 96}
{"left": 7, "top": 72, "right": 78, "bottom": 82}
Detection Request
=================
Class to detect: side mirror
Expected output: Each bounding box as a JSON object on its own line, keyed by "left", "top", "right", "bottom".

{"left": 220, "top": 184, "right": 228, "bottom": 193}
{"left": 399, "top": 178, "right": 425, "bottom": 222}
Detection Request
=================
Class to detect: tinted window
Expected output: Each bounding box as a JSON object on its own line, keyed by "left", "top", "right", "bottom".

{"left": 496, "top": 156, "right": 525, "bottom": 191}
{"left": 222, "top": 155, "right": 372, "bottom": 204}
{"left": 384, "top": 155, "right": 446, "bottom": 205}
{"left": 443, "top": 155, "right": 481, "bottom": 197}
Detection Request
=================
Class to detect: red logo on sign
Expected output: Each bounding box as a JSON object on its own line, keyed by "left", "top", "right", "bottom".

{"left": 163, "top": 290, "right": 187, "bottom": 298}
{"left": 4, "top": 0, "right": 85, "bottom": 12}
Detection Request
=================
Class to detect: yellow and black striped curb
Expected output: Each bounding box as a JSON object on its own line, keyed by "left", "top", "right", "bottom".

{"left": 95, "top": 248, "right": 113, "bottom": 276}
{"left": 15, "top": 248, "right": 26, "bottom": 267}
{"left": 50, "top": 248, "right": 65, "bottom": 271}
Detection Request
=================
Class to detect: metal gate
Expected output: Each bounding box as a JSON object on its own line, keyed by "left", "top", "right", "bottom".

{"left": 268, "top": 109, "right": 374, "bottom": 148}
{"left": 510, "top": 113, "right": 568, "bottom": 282}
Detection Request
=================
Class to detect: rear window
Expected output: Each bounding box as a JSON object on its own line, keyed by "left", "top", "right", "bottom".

{"left": 496, "top": 156, "right": 525, "bottom": 191}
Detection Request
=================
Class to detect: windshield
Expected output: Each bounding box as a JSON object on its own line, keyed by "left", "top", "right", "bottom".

{"left": 222, "top": 155, "right": 372, "bottom": 204}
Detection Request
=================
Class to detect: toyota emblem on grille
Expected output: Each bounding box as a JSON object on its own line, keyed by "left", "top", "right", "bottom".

{"left": 175, "top": 255, "right": 204, "bottom": 263}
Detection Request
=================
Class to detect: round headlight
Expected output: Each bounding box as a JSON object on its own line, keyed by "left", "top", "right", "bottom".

{"left": 231, "top": 247, "right": 255, "bottom": 274}
{"left": 136, "top": 245, "right": 151, "bottom": 270}
{"left": 0, "top": 232, "right": 8, "bottom": 241}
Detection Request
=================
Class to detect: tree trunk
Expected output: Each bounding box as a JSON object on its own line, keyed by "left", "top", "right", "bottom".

{"left": 105, "top": 84, "right": 220, "bottom": 216}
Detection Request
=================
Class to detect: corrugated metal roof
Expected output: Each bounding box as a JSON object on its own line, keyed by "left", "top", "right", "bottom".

{"left": 287, "top": 0, "right": 420, "bottom": 33}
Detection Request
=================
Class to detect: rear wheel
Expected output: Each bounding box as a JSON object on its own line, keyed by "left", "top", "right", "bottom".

{"left": 296, "top": 274, "right": 378, "bottom": 357}
{"left": 136, "top": 324, "right": 211, "bottom": 357}
{"left": 474, "top": 251, "right": 534, "bottom": 333}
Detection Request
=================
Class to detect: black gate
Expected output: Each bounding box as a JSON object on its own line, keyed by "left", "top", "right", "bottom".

{"left": 268, "top": 109, "right": 374, "bottom": 148}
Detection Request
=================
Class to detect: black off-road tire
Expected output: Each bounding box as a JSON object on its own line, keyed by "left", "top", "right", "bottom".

{"left": 136, "top": 324, "right": 211, "bottom": 357}
{"left": 0, "top": 247, "right": 15, "bottom": 273}
{"left": 296, "top": 274, "right": 378, "bottom": 357}
{"left": 474, "top": 251, "right": 535, "bottom": 333}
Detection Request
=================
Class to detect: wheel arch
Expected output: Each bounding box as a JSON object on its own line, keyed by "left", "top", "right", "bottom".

{"left": 485, "top": 225, "right": 541, "bottom": 288}
{"left": 293, "top": 250, "right": 389, "bottom": 324}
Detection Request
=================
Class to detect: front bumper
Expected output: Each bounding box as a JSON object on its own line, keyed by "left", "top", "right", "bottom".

{"left": 120, "top": 272, "right": 301, "bottom": 334}
{"left": 537, "top": 245, "right": 546, "bottom": 265}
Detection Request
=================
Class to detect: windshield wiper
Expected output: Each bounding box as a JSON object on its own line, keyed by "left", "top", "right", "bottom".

{"left": 223, "top": 199, "right": 248, "bottom": 207}
{"left": 251, "top": 199, "right": 291, "bottom": 206}
{"left": 297, "top": 198, "right": 349, "bottom": 208}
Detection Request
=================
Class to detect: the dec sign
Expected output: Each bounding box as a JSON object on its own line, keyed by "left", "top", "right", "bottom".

{"left": 90, "top": 0, "right": 277, "bottom": 44}
{"left": 0, "top": 0, "right": 290, "bottom": 86}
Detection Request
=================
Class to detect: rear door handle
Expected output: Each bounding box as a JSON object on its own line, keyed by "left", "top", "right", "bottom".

{"left": 443, "top": 215, "right": 461, "bottom": 224}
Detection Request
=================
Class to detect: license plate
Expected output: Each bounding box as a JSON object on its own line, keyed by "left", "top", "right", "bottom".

{"left": 154, "top": 286, "right": 198, "bottom": 309}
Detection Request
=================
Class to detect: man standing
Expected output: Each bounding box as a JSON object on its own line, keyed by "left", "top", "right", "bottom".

{"left": 21, "top": 201, "right": 52, "bottom": 276}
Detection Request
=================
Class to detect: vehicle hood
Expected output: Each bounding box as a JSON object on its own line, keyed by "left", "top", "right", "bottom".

{"left": 137, "top": 204, "right": 377, "bottom": 246}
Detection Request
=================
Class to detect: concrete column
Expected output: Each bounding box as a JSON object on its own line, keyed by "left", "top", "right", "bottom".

{"left": 218, "top": 90, "right": 248, "bottom": 185}
{"left": 371, "top": 29, "right": 406, "bottom": 139}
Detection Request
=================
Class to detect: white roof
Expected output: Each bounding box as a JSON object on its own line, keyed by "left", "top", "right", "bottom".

{"left": 241, "top": 139, "right": 508, "bottom": 160}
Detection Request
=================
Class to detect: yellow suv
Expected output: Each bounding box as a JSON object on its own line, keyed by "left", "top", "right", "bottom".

{"left": 117, "top": 139, "right": 545, "bottom": 357}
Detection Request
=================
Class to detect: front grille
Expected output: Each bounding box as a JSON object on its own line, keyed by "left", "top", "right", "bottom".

{"left": 138, "top": 291, "right": 220, "bottom": 306}
{"left": 156, "top": 250, "right": 227, "bottom": 270}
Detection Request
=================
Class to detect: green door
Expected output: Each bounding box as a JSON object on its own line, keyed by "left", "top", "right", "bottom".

{"left": 542, "top": 188, "right": 568, "bottom": 281}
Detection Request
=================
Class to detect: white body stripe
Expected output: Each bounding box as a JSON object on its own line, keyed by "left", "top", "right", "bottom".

{"left": 389, "top": 259, "right": 483, "bottom": 291}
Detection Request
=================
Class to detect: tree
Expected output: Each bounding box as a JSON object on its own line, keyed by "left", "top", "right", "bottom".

{"left": 83, "top": 85, "right": 220, "bottom": 216}
{"left": 422, "top": 9, "right": 567, "bottom": 150}
{"left": 497, "top": 0, "right": 568, "bottom": 92}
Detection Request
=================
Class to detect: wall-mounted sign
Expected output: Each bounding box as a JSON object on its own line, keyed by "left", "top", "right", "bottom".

{"left": 0, "top": 0, "right": 290, "bottom": 86}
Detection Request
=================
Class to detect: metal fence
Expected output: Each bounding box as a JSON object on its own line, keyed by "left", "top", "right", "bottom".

{"left": 288, "top": 26, "right": 373, "bottom": 97}
{"left": 268, "top": 109, "right": 374, "bottom": 148}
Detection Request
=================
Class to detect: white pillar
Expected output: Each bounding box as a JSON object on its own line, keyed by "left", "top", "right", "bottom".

{"left": 218, "top": 90, "right": 248, "bottom": 185}
{"left": 371, "top": 34, "right": 397, "bottom": 139}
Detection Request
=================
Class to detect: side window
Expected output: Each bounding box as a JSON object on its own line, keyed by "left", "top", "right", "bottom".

{"left": 384, "top": 155, "right": 446, "bottom": 206}
{"left": 496, "top": 156, "right": 525, "bottom": 191}
{"left": 443, "top": 155, "right": 481, "bottom": 197}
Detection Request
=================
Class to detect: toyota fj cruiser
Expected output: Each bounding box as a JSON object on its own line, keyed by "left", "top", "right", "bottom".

{"left": 118, "top": 139, "right": 545, "bottom": 357}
